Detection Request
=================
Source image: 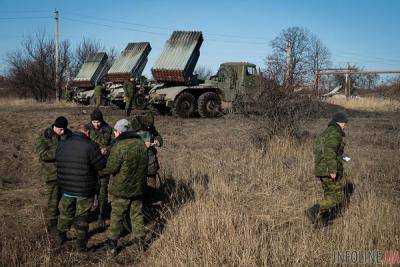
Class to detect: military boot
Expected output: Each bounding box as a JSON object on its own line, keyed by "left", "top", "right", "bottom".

{"left": 305, "top": 204, "right": 320, "bottom": 225}
{"left": 107, "top": 238, "right": 118, "bottom": 256}
{"left": 75, "top": 239, "right": 87, "bottom": 252}
{"left": 97, "top": 215, "right": 106, "bottom": 229}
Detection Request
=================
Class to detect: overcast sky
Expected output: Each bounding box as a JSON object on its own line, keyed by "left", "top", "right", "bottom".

{"left": 0, "top": 0, "right": 399, "bottom": 77}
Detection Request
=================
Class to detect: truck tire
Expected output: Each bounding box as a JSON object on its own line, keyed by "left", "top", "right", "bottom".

{"left": 173, "top": 92, "right": 197, "bottom": 117}
{"left": 198, "top": 92, "right": 222, "bottom": 118}
{"left": 134, "top": 94, "right": 147, "bottom": 109}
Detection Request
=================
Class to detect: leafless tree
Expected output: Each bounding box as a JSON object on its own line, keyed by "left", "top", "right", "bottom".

{"left": 71, "top": 38, "right": 103, "bottom": 76}
{"left": 6, "top": 31, "right": 70, "bottom": 101}
{"left": 265, "top": 27, "right": 331, "bottom": 90}
{"left": 194, "top": 66, "right": 213, "bottom": 80}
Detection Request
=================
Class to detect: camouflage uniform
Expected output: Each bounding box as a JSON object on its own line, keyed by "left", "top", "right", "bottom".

{"left": 309, "top": 121, "right": 346, "bottom": 224}
{"left": 136, "top": 112, "right": 163, "bottom": 187}
{"left": 35, "top": 127, "right": 71, "bottom": 231}
{"left": 57, "top": 194, "right": 94, "bottom": 246}
{"left": 99, "top": 132, "right": 148, "bottom": 240}
{"left": 123, "top": 81, "right": 135, "bottom": 116}
{"left": 94, "top": 85, "right": 105, "bottom": 107}
{"left": 85, "top": 121, "right": 113, "bottom": 220}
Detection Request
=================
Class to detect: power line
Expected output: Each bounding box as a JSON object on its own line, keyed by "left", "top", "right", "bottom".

{"left": 64, "top": 11, "right": 269, "bottom": 41}
{"left": 0, "top": 16, "right": 50, "bottom": 20}
{"left": 63, "top": 16, "right": 268, "bottom": 46}
{"left": 63, "top": 17, "right": 169, "bottom": 36}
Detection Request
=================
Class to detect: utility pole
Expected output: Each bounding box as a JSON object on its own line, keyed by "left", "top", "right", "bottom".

{"left": 54, "top": 9, "right": 60, "bottom": 100}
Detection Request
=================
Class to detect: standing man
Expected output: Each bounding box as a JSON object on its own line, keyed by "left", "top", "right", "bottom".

{"left": 56, "top": 124, "right": 106, "bottom": 252}
{"left": 93, "top": 84, "right": 106, "bottom": 107}
{"left": 86, "top": 108, "right": 113, "bottom": 227}
{"left": 99, "top": 119, "right": 148, "bottom": 255}
{"left": 306, "top": 112, "right": 349, "bottom": 227}
{"left": 35, "top": 116, "right": 72, "bottom": 234}
{"left": 123, "top": 77, "right": 136, "bottom": 117}
{"left": 136, "top": 112, "right": 163, "bottom": 189}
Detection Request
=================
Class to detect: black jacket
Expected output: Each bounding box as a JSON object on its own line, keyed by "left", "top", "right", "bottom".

{"left": 56, "top": 132, "right": 106, "bottom": 197}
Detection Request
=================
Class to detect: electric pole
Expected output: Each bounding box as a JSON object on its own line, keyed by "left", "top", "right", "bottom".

{"left": 54, "top": 9, "right": 60, "bottom": 100}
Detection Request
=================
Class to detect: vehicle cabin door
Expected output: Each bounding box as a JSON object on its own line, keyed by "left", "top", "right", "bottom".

{"left": 216, "top": 65, "right": 238, "bottom": 102}
{"left": 242, "top": 65, "right": 258, "bottom": 94}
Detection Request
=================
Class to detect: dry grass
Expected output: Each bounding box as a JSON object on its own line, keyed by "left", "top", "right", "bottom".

{"left": 1, "top": 97, "right": 399, "bottom": 265}
{"left": 0, "top": 97, "right": 77, "bottom": 110}
{"left": 326, "top": 96, "right": 400, "bottom": 112}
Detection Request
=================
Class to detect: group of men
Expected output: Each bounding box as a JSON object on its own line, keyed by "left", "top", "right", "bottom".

{"left": 35, "top": 103, "right": 351, "bottom": 253}
{"left": 35, "top": 108, "right": 163, "bottom": 254}
{"left": 93, "top": 78, "right": 136, "bottom": 117}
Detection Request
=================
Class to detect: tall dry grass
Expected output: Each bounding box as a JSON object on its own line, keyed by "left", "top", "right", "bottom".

{"left": 0, "top": 98, "right": 399, "bottom": 265}
{"left": 326, "top": 96, "right": 400, "bottom": 112}
{"left": 0, "top": 97, "right": 77, "bottom": 110}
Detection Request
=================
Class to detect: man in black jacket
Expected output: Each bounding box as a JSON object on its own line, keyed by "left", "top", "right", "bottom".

{"left": 55, "top": 124, "right": 106, "bottom": 252}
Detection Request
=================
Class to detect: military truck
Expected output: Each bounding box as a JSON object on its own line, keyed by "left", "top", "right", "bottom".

{"left": 148, "top": 31, "right": 261, "bottom": 117}
{"left": 72, "top": 52, "right": 109, "bottom": 104}
{"left": 73, "top": 43, "right": 151, "bottom": 106}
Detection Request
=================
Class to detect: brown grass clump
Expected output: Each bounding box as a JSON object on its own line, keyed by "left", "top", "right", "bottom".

{"left": 0, "top": 97, "right": 399, "bottom": 265}
{"left": 326, "top": 96, "right": 400, "bottom": 112}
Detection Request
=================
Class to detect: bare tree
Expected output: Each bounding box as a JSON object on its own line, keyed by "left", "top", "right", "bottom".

{"left": 265, "top": 27, "right": 331, "bottom": 90}
{"left": 194, "top": 66, "right": 213, "bottom": 80}
{"left": 6, "top": 31, "right": 70, "bottom": 101}
{"left": 308, "top": 34, "right": 331, "bottom": 79}
{"left": 71, "top": 38, "right": 103, "bottom": 76}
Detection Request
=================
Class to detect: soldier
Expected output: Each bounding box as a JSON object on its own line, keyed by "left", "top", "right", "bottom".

{"left": 55, "top": 124, "right": 106, "bottom": 252}
{"left": 35, "top": 116, "right": 72, "bottom": 234}
{"left": 93, "top": 84, "right": 106, "bottom": 107}
{"left": 85, "top": 108, "right": 113, "bottom": 227}
{"left": 136, "top": 112, "right": 163, "bottom": 189}
{"left": 306, "top": 112, "right": 349, "bottom": 227}
{"left": 123, "top": 77, "right": 136, "bottom": 117}
{"left": 99, "top": 119, "right": 148, "bottom": 255}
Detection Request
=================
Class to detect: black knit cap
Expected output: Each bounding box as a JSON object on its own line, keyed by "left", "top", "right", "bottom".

{"left": 54, "top": 116, "right": 68, "bottom": 129}
{"left": 90, "top": 108, "right": 104, "bottom": 122}
{"left": 332, "top": 112, "right": 348, "bottom": 123}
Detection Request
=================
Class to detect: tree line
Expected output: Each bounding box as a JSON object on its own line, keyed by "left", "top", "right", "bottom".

{"left": 2, "top": 27, "right": 392, "bottom": 102}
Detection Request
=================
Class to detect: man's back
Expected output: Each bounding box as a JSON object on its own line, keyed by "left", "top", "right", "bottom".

{"left": 102, "top": 132, "right": 148, "bottom": 199}
{"left": 56, "top": 133, "right": 106, "bottom": 197}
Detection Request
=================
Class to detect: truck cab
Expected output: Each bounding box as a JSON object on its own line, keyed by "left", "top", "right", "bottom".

{"left": 149, "top": 62, "right": 261, "bottom": 118}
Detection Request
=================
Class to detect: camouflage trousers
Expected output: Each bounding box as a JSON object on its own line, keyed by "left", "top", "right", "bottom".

{"left": 98, "top": 176, "right": 110, "bottom": 219}
{"left": 318, "top": 177, "right": 344, "bottom": 213}
{"left": 109, "top": 196, "right": 144, "bottom": 240}
{"left": 125, "top": 96, "right": 133, "bottom": 116}
{"left": 57, "top": 194, "right": 94, "bottom": 243}
{"left": 95, "top": 94, "right": 102, "bottom": 107}
{"left": 44, "top": 181, "right": 61, "bottom": 231}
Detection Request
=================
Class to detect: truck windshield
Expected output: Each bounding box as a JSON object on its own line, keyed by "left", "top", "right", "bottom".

{"left": 246, "top": 67, "right": 255, "bottom": 76}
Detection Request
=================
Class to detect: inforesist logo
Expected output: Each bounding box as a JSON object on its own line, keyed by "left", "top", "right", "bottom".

{"left": 334, "top": 250, "right": 400, "bottom": 264}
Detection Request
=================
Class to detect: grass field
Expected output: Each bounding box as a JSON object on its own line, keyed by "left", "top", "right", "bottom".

{"left": 1, "top": 96, "right": 399, "bottom": 265}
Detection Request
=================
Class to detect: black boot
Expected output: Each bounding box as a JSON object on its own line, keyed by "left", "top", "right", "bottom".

{"left": 107, "top": 238, "right": 118, "bottom": 256}
{"left": 58, "top": 231, "right": 68, "bottom": 245}
{"left": 76, "top": 239, "right": 87, "bottom": 252}
{"left": 305, "top": 204, "right": 320, "bottom": 225}
{"left": 97, "top": 215, "right": 106, "bottom": 228}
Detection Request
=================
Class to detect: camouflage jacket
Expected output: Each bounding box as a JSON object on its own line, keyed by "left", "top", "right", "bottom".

{"left": 85, "top": 122, "right": 113, "bottom": 152}
{"left": 99, "top": 131, "right": 148, "bottom": 199}
{"left": 94, "top": 85, "right": 105, "bottom": 96}
{"left": 35, "top": 126, "right": 72, "bottom": 183}
{"left": 314, "top": 121, "right": 345, "bottom": 177}
{"left": 123, "top": 82, "right": 135, "bottom": 98}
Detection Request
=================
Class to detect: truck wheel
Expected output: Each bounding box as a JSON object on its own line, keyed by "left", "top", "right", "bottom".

{"left": 173, "top": 92, "right": 197, "bottom": 117}
{"left": 134, "top": 94, "right": 147, "bottom": 109}
{"left": 198, "top": 92, "right": 221, "bottom": 118}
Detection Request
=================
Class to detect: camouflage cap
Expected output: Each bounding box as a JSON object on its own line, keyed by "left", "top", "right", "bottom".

{"left": 114, "top": 119, "right": 131, "bottom": 133}
{"left": 130, "top": 117, "right": 143, "bottom": 132}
